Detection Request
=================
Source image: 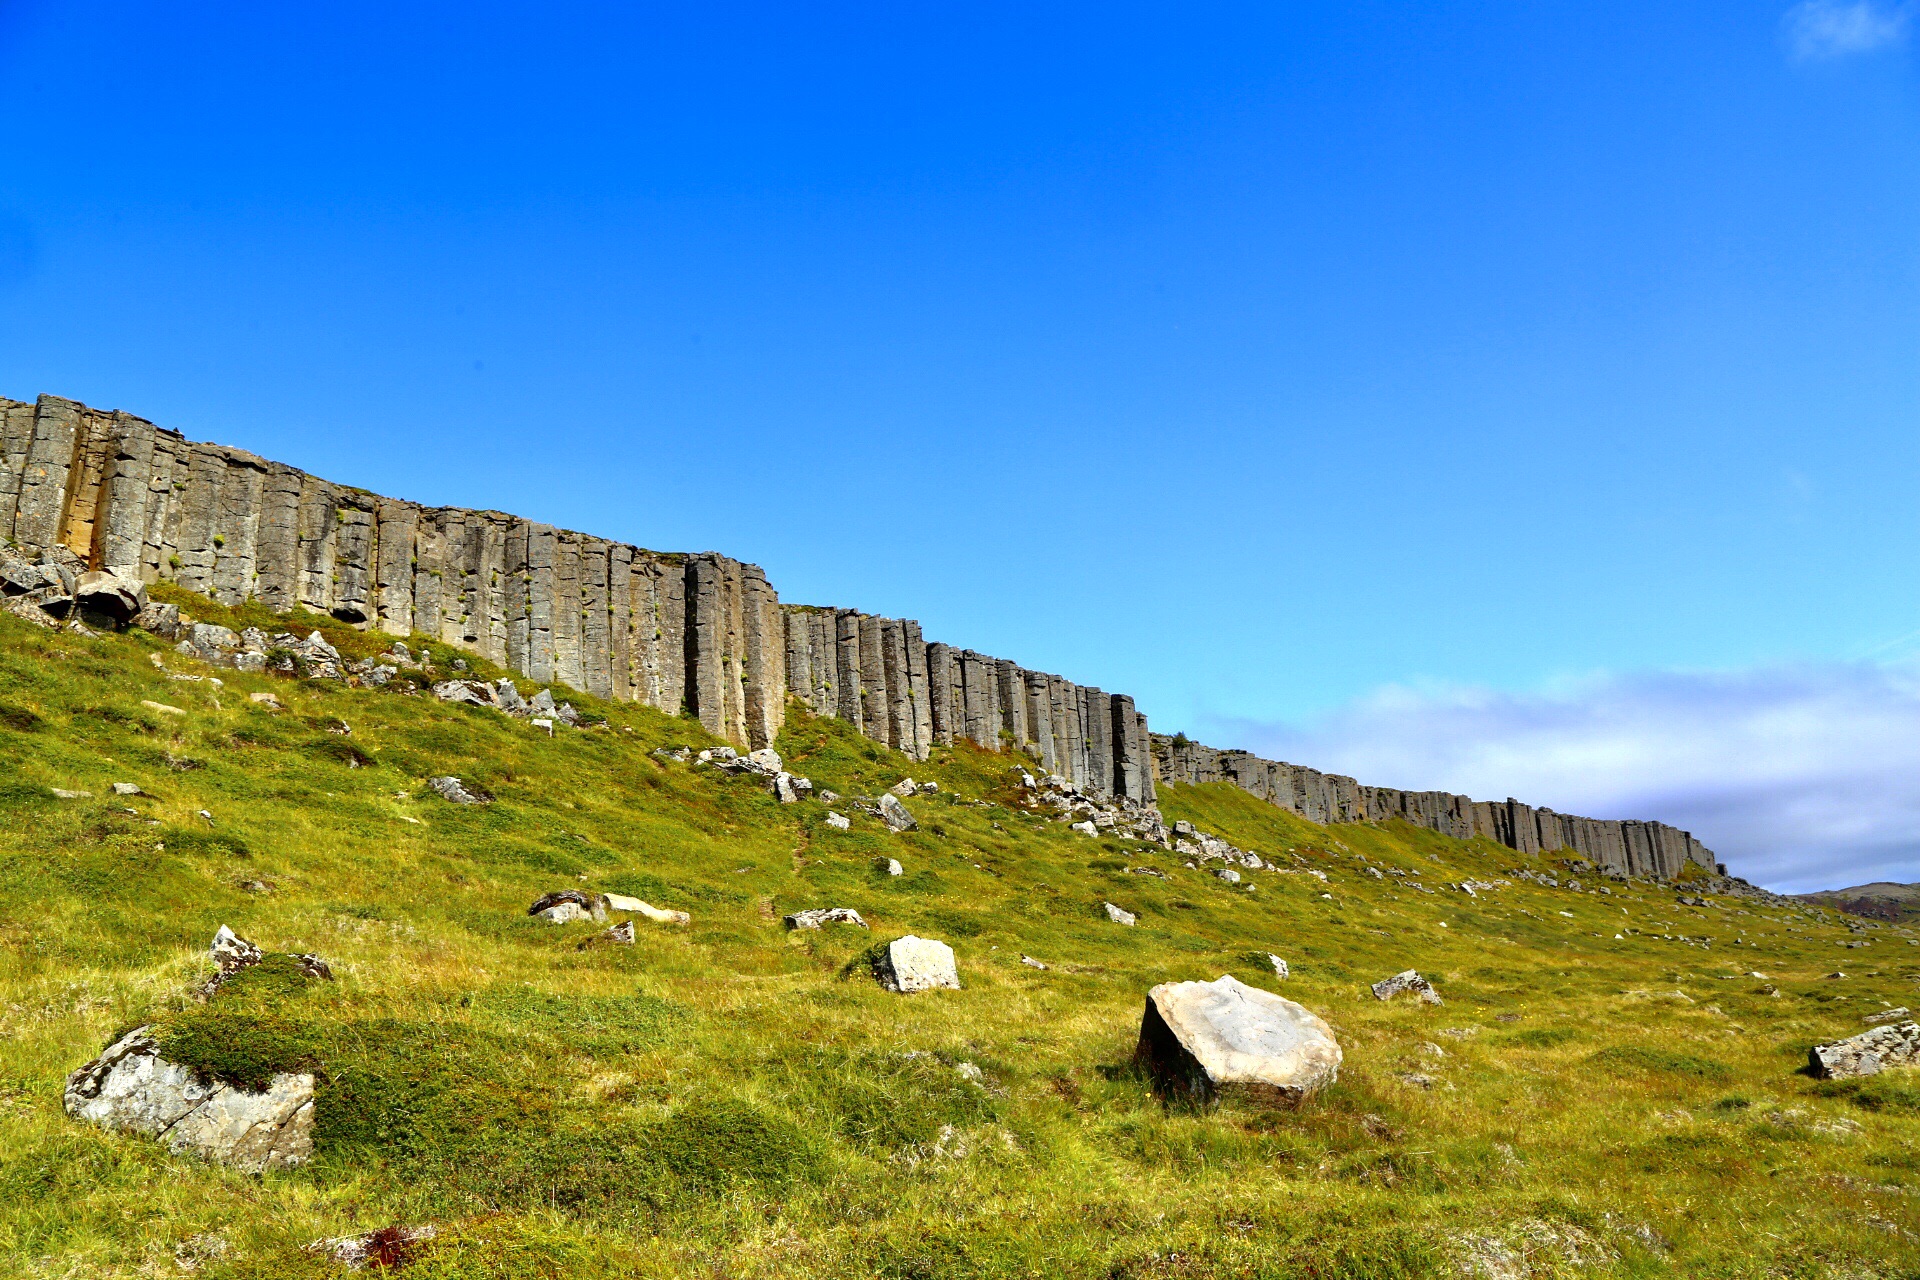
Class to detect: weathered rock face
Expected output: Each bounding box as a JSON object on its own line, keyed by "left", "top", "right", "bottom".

{"left": 64, "top": 1027, "right": 315, "bottom": 1172}
{"left": 0, "top": 389, "right": 1717, "bottom": 884}
{"left": 1134, "top": 975, "right": 1341, "bottom": 1106}
{"left": 429, "top": 776, "right": 491, "bottom": 806}
{"left": 1809, "top": 1022, "right": 1920, "bottom": 1079}
{"left": 876, "top": 792, "right": 918, "bottom": 832}
{"left": 873, "top": 935, "right": 961, "bottom": 993}
{"left": 528, "top": 890, "right": 606, "bottom": 923}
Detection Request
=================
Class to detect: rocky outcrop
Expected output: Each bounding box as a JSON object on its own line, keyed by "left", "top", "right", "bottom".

{"left": 1150, "top": 735, "right": 1720, "bottom": 880}
{"left": 64, "top": 1026, "right": 315, "bottom": 1172}
{"left": 1808, "top": 1022, "right": 1920, "bottom": 1079}
{"left": 1372, "top": 970, "right": 1443, "bottom": 1004}
{"left": 0, "top": 389, "right": 1719, "bottom": 883}
{"left": 1134, "top": 975, "right": 1341, "bottom": 1106}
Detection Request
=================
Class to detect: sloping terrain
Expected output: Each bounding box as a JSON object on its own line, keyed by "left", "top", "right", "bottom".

{"left": 0, "top": 590, "right": 1917, "bottom": 1279}
{"left": 1796, "top": 883, "right": 1920, "bottom": 925}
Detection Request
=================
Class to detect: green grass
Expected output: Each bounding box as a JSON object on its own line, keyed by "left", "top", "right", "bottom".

{"left": 0, "top": 599, "right": 1916, "bottom": 1278}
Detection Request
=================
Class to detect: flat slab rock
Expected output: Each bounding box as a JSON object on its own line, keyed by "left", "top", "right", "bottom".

{"left": 785, "top": 907, "right": 869, "bottom": 931}
{"left": 65, "top": 1027, "right": 314, "bottom": 1172}
{"left": 1810, "top": 1021, "right": 1920, "bottom": 1080}
{"left": 1135, "top": 974, "right": 1342, "bottom": 1106}
{"left": 874, "top": 935, "right": 961, "bottom": 993}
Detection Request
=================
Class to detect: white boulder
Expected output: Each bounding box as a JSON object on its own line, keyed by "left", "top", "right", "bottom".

{"left": 1810, "top": 1021, "right": 1920, "bottom": 1079}
{"left": 1134, "top": 975, "right": 1342, "bottom": 1106}
{"left": 874, "top": 935, "right": 961, "bottom": 993}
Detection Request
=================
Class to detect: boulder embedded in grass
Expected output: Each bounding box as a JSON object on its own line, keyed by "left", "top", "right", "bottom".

{"left": 877, "top": 793, "right": 917, "bottom": 832}
{"left": 1134, "top": 974, "right": 1341, "bottom": 1106}
{"left": 1372, "top": 969, "right": 1442, "bottom": 1005}
{"left": 785, "top": 907, "right": 869, "bottom": 931}
{"left": 428, "top": 776, "right": 491, "bottom": 806}
{"left": 528, "top": 890, "right": 606, "bottom": 924}
{"left": 1809, "top": 1022, "right": 1920, "bottom": 1079}
{"left": 872, "top": 935, "right": 961, "bottom": 993}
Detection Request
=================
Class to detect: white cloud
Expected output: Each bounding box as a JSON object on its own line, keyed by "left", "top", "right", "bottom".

{"left": 1783, "top": 0, "right": 1910, "bottom": 60}
{"left": 1200, "top": 661, "right": 1920, "bottom": 895}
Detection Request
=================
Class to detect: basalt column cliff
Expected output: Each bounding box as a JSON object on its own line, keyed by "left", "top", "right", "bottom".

{"left": 0, "top": 392, "right": 1718, "bottom": 877}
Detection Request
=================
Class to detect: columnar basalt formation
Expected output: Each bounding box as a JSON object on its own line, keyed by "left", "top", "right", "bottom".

{"left": 1149, "top": 736, "right": 1718, "bottom": 879}
{"left": 1, "top": 391, "right": 1717, "bottom": 873}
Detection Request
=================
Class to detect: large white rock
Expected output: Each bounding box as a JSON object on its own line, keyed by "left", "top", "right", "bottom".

{"left": 1810, "top": 1021, "right": 1920, "bottom": 1079}
{"left": 875, "top": 935, "right": 961, "bottom": 993}
{"left": 64, "top": 1027, "right": 314, "bottom": 1171}
{"left": 1134, "top": 974, "right": 1342, "bottom": 1106}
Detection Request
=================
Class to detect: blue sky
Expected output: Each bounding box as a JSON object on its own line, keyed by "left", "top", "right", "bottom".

{"left": 1, "top": 2, "right": 1915, "bottom": 890}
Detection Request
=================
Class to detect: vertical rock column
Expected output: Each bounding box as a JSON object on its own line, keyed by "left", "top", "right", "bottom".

{"left": 925, "top": 642, "right": 953, "bottom": 747}
{"left": 904, "top": 622, "right": 933, "bottom": 760}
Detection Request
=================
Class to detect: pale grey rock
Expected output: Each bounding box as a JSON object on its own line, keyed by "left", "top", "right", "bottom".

{"left": 602, "top": 893, "right": 689, "bottom": 924}
{"left": 784, "top": 907, "right": 869, "bottom": 931}
{"left": 878, "top": 792, "right": 917, "bottom": 832}
{"left": 772, "top": 772, "right": 799, "bottom": 804}
{"left": 50, "top": 787, "right": 91, "bottom": 799}
{"left": 111, "top": 781, "right": 142, "bottom": 796}
{"left": 427, "top": 775, "right": 490, "bottom": 805}
{"left": 890, "top": 778, "right": 917, "bottom": 797}
{"left": 1104, "top": 902, "right": 1137, "bottom": 927}
{"left": 64, "top": 1027, "right": 314, "bottom": 1172}
{"left": 1267, "top": 954, "right": 1289, "bottom": 979}
{"left": 249, "top": 691, "right": 282, "bottom": 708}
{"left": 1865, "top": 1007, "right": 1911, "bottom": 1025}
{"left": 825, "top": 811, "right": 851, "bottom": 830}
{"left": 1135, "top": 974, "right": 1341, "bottom": 1106}
{"left": 537, "top": 901, "right": 592, "bottom": 924}
{"left": 1021, "top": 955, "right": 1048, "bottom": 970}
{"left": 432, "top": 679, "right": 490, "bottom": 707}
{"left": 919, "top": 781, "right": 938, "bottom": 793}
{"left": 877, "top": 857, "right": 904, "bottom": 876}
{"left": 1215, "top": 868, "right": 1242, "bottom": 884}
{"left": 531, "top": 717, "right": 554, "bottom": 735}
{"left": 72, "top": 570, "right": 146, "bottom": 626}
{"left": 1070, "top": 821, "right": 1098, "bottom": 837}
{"left": 794, "top": 776, "right": 813, "bottom": 791}
{"left": 1372, "top": 969, "right": 1442, "bottom": 1005}
{"left": 601, "top": 921, "right": 636, "bottom": 945}
{"left": 875, "top": 935, "right": 961, "bottom": 993}
{"left": 747, "top": 747, "right": 784, "bottom": 774}
{"left": 1809, "top": 1021, "right": 1920, "bottom": 1079}
{"left": 527, "top": 890, "right": 604, "bottom": 924}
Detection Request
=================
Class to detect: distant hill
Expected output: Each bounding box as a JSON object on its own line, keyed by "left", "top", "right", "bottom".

{"left": 1793, "top": 880, "right": 1920, "bottom": 922}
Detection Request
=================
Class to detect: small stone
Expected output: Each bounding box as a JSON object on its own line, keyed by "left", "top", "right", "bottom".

{"left": 531, "top": 718, "right": 554, "bottom": 735}
{"left": 877, "top": 792, "right": 917, "bottom": 832}
{"left": 141, "top": 700, "right": 186, "bottom": 716}
{"left": 249, "top": 691, "right": 282, "bottom": 708}
{"left": 876, "top": 857, "right": 904, "bottom": 876}
{"left": 1215, "top": 868, "right": 1241, "bottom": 884}
{"left": 1134, "top": 974, "right": 1342, "bottom": 1106}
{"left": 304, "top": 1225, "right": 437, "bottom": 1270}
{"left": 919, "top": 781, "right": 938, "bottom": 793}
{"left": 954, "top": 1061, "right": 984, "bottom": 1083}
{"left": 873, "top": 935, "right": 961, "bottom": 992}
{"left": 1371, "top": 970, "right": 1442, "bottom": 1005}
{"left": 1267, "top": 954, "right": 1289, "bottom": 979}
{"left": 772, "top": 772, "right": 799, "bottom": 804}
{"left": 601, "top": 921, "right": 636, "bottom": 945}
{"left": 527, "top": 890, "right": 605, "bottom": 924}
{"left": 1070, "top": 820, "right": 1098, "bottom": 837}
{"left": 1864, "top": 1007, "right": 1910, "bottom": 1024}
{"left": 784, "top": 907, "right": 869, "bottom": 931}
{"left": 1021, "top": 955, "right": 1049, "bottom": 970}
{"left": 50, "top": 788, "right": 91, "bottom": 800}
{"left": 111, "top": 782, "right": 142, "bottom": 796}
{"left": 825, "top": 811, "right": 851, "bottom": 830}
{"left": 1104, "top": 902, "right": 1137, "bottom": 927}
{"left": 427, "top": 776, "right": 491, "bottom": 805}
{"left": 890, "top": 778, "right": 917, "bottom": 797}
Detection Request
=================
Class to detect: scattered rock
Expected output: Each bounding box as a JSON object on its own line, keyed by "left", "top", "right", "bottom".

{"left": 772, "top": 772, "right": 799, "bottom": 804}
{"left": 1070, "top": 821, "right": 1097, "bottom": 837}
{"left": 1808, "top": 1021, "right": 1920, "bottom": 1080}
{"left": 305, "top": 1225, "right": 437, "bottom": 1270}
{"left": 1372, "top": 969, "right": 1442, "bottom": 1005}
{"left": 785, "top": 907, "right": 869, "bottom": 931}
{"left": 876, "top": 857, "right": 904, "bottom": 876}
{"left": 825, "top": 811, "right": 851, "bottom": 830}
{"left": 890, "top": 778, "right": 917, "bottom": 797}
{"left": 872, "top": 935, "right": 961, "bottom": 993}
{"left": 1215, "top": 868, "right": 1241, "bottom": 884}
{"left": 64, "top": 1026, "right": 315, "bottom": 1172}
{"left": 603, "top": 893, "right": 690, "bottom": 925}
{"left": 1134, "top": 974, "right": 1342, "bottom": 1106}
{"left": 141, "top": 700, "right": 186, "bottom": 716}
{"left": 528, "top": 890, "right": 607, "bottom": 924}
{"left": 197, "top": 926, "right": 330, "bottom": 1000}
{"left": 877, "top": 792, "right": 917, "bottom": 832}
{"left": 1266, "top": 954, "right": 1289, "bottom": 979}
{"left": 111, "top": 781, "right": 142, "bottom": 796}
{"left": 1865, "top": 1007, "right": 1911, "bottom": 1024}
{"left": 1021, "top": 955, "right": 1049, "bottom": 970}
{"left": 50, "top": 787, "right": 91, "bottom": 800}
{"left": 249, "top": 691, "right": 282, "bottom": 709}
{"left": 1104, "top": 902, "right": 1137, "bottom": 927}
{"left": 599, "top": 921, "right": 636, "bottom": 945}
{"left": 427, "top": 776, "right": 491, "bottom": 806}
{"left": 72, "top": 571, "right": 147, "bottom": 626}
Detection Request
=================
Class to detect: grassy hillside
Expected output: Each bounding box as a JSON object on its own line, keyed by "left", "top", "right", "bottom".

{"left": 0, "top": 596, "right": 1917, "bottom": 1279}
